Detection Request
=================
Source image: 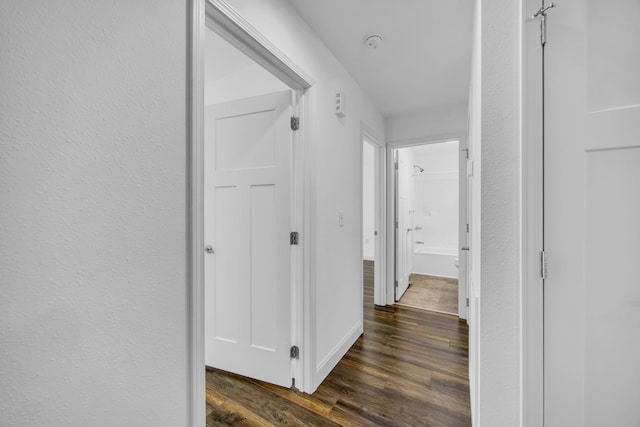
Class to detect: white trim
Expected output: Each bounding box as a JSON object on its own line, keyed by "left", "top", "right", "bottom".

{"left": 290, "top": 89, "right": 308, "bottom": 391}
{"left": 361, "top": 123, "right": 387, "bottom": 307}
{"left": 188, "top": 1, "right": 206, "bottom": 426}
{"left": 302, "top": 87, "right": 317, "bottom": 394}
{"left": 205, "top": 0, "right": 314, "bottom": 91}
{"left": 522, "top": 0, "right": 544, "bottom": 424}
{"left": 458, "top": 134, "right": 469, "bottom": 321}
{"left": 313, "top": 321, "right": 363, "bottom": 389}
{"left": 409, "top": 272, "right": 459, "bottom": 280}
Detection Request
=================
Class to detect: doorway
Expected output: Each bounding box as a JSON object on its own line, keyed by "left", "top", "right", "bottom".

{"left": 203, "top": 25, "right": 294, "bottom": 387}
{"left": 390, "top": 139, "right": 467, "bottom": 317}
{"left": 197, "top": 2, "right": 313, "bottom": 402}
{"left": 361, "top": 130, "right": 385, "bottom": 307}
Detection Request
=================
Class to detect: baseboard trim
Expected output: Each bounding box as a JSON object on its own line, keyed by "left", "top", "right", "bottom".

{"left": 313, "top": 321, "right": 363, "bottom": 390}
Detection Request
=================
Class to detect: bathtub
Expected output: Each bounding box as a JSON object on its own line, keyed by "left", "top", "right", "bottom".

{"left": 412, "top": 246, "right": 459, "bottom": 279}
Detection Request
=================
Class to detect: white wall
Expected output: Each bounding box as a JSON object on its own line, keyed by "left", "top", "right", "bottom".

{"left": 362, "top": 141, "right": 375, "bottom": 260}
{"left": 225, "top": 0, "right": 386, "bottom": 391}
{"left": 205, "top": 28, "right": 287, "bottom": 106}
{"left": 478, "top": 0, "right": 523, "bottom": 425}
{"left": 0, "top": 2, "right": 189, "bottom": 426}
{"left": 386, "top": 103, "right": 468, "bottom": 143}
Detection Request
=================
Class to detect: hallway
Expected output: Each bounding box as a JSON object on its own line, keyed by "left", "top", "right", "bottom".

{"left": 205, "top": 262, "right": 470, "bottom": 426}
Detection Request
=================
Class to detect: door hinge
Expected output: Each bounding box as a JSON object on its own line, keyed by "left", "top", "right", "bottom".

{"left": 290, "top": 231, "right": 299, "bottom": 245}
{"left": 290, "top": 116, "right": 300, "bottom": 131}
{"left": 466, "top": 297, "right": 470, "bottom": 307}
{"left": 394, "top": 162, "right": 398, "bottom": 170}
{"left": 394, "top": 280, "right": 398, "bottom": 289}
{"left": 532, "top": 2, "right": 557, "bottom": 47}
{"left": 290, "top": 345, "right": 299, "bottom": 359}
{"left": 541, "top": 250, "right": 548, "bottom": 279}
{"left": 466, "top": 223, "right": 469, "bottom": 233}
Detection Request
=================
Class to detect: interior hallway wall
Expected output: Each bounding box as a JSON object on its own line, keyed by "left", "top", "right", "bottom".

{"left": 478, "top": 0, "right": 523, "bottom": 425}
{"left": 386, "top": 103, "right": 468, "bottom": 143}
{"left": 0, "top": 1, "right": 189, "bottom": 425}
{"left": 225, "top": 0, "right": 386, "bottom": 391}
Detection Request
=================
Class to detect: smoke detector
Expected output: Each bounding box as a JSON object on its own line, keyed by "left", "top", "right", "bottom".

{"left": 364, "top": 34, "right": 383, "bottom": 50}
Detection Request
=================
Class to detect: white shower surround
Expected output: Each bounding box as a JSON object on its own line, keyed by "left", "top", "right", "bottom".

{"left": 410, "top": 145, "right": 459, "bottom": 279}
{"left": 412, "top": 249, "right": 459, "bottom": 279}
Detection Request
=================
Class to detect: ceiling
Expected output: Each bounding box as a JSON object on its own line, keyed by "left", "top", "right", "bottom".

{"left": 286, "top": 0, "right": 474, "bottom": 117}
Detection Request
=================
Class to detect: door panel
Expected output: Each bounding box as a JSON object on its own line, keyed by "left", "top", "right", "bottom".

{"left": 249, "top": 184, "right": 277, "bottom": 351}
{"left": 395, "top": 156, "right": 411, "bottom": 300}
{"left": 583, "top": 148, "right": 640, "bottom": 426}
{"left": 545, "top": 1, "right": 640, "bottom": 425}
{"left": 213, "top": 185, "right": 241, "bottom": 343}
{"left": 205, "top": 90, "right": 292, "bottom": 388}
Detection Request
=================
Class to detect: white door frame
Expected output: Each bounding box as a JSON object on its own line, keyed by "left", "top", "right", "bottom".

{"left": 360, "top": 123, "right": 386, "bottom": 306}
{"left": 386, "top": 134, "right": 468, "bottom": 318}
{"left": 189, "top": 1, "right": 314, "bottom": 425}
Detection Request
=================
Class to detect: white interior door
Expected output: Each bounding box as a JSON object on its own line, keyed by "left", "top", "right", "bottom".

{"left": 395, "top": 155, "right": 411, "bottom": 300}
{"left": 545, "top": 1, "right": 640, "bottom": 425}
{"left": 204, "top": 90, "right": 293, "bottom": 388}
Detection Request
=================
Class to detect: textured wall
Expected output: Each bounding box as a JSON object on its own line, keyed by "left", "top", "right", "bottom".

{"left": 480, "top": 0, "right": 522, "bottom": 425}
{"left": 0, "top": 2, "right": 189, "bottom": 425}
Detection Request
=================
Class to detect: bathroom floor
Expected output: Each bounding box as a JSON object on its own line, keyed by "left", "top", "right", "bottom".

{"left": 397, "top": 274, "right": 458, "bottom": 315}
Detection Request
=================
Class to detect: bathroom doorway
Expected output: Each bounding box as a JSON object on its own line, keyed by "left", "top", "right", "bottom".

{"left": 391, "top": 139, "right": 467, "bottom": 317}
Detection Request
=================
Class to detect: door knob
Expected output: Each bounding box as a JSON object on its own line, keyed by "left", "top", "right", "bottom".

{"left": 205, "top": 245, "right": 215, "bottom": 254}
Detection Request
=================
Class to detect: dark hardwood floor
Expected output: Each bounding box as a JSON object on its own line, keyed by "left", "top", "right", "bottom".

{"left": 205, "top": 260, "right": 471, "bottom": 426}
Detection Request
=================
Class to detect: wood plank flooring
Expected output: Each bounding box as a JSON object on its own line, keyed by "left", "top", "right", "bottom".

{"left": 205, "top": 260, "right": 470, "bottom": 426}
{"left": 399, "top": 274, "right": 459, "bottom": 315}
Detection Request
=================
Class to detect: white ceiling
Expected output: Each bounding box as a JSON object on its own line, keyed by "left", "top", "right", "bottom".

{"left": 286, "top": 0, "right": 474, "bottom": 117}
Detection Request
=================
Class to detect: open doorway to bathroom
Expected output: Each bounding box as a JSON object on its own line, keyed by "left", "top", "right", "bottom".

{"left": 393, "top": 140, "right": 464, "bottom": 316}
